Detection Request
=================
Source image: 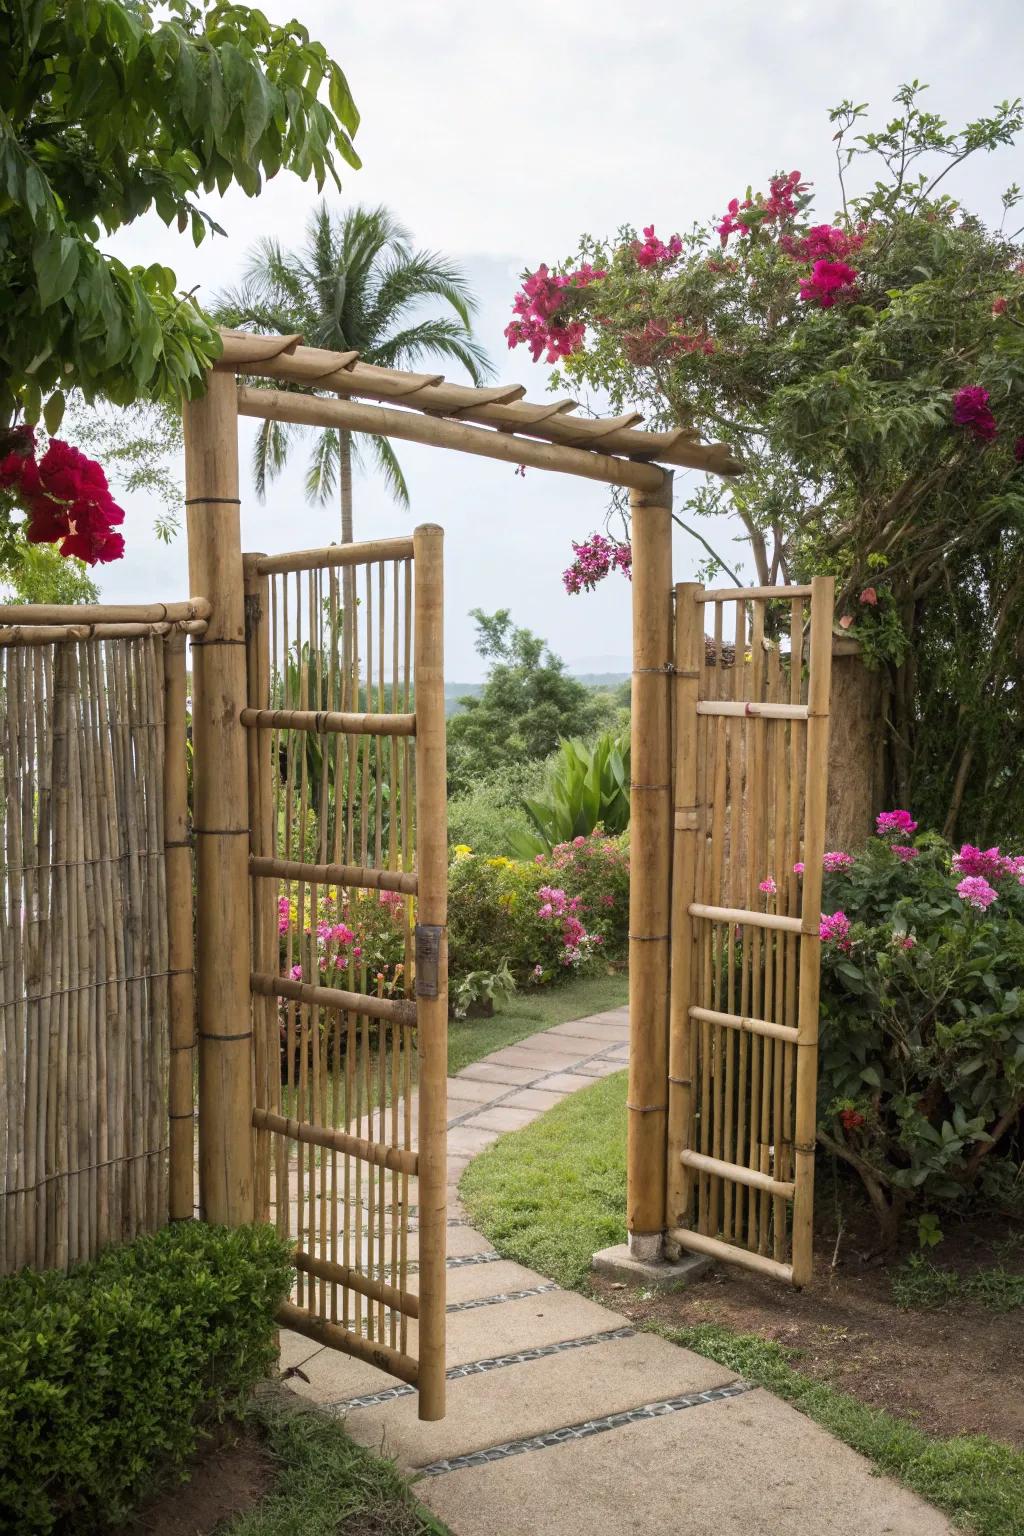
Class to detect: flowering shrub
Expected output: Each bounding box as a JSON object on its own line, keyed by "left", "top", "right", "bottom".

{"left": 562, "top": 533, "right": 631, "bottom": 596}
{"left": 0, "top": 427, "right": 125, "bottom": 564}
{"left": 813, "top": 817, "right": 1024, "bottom": 1248}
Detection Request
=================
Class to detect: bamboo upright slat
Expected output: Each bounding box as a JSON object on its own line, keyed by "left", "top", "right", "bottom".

{"left": 626, "top": 473, "right": 673, "bottom": 1256}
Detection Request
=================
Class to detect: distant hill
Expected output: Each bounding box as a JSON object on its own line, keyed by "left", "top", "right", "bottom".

{"left": 445, "top": 672, "right": 628, "bottom": 717}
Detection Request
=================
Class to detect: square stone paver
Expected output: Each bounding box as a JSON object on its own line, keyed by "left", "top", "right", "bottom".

{"left": 570, "top": 1059, "right": 626, "bottom": 1079}
{"left": 484, "top": 1046, "right": 587, "bottom": 1071}
{"left": 446, "top": 1076, "right": 503, "bottom": 1104}
{"left": 462, "top": 1105, "right": 538, "bottom": 1133}
{"left": 447, "top": 1096, "right": 492, "bottom": 1122}
{"left": 447, "top": 1126, "right": 498, "bottom": 1158}
{"left": 498, "top": 1087, "right": 569, "bottom": 1112}
{"left": 457, "top": 1062, "right": 540, "bottom": 1087}
{"left": 529, "top": 1071, "right": 595, "bottom": 1094}
{"left": 542, "top": 1019, "right": 629, "bottom": 1042}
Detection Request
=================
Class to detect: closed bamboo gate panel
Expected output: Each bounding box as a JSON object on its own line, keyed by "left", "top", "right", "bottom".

{"left": 668, "top": 579, "right": 833, "bottom": 1286}
{"left": 0, "top": 629, "right": 191, "bottom": 1275}
{"left": 244, "top": 529, "right": 446, "bottom": 1415}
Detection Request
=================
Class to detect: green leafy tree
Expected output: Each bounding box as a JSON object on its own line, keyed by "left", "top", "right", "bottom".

{"left": 509, "top": 85, "right": 1024, "bottom": 840}
{"left": 0, "top": 0, "right": 360, "bottom": 432}
{"left": 213, "top": 202, "right": 492, "bottom": 543}
{"left": 0, "top": 542, "right": 98, "bottom": 604}
{"left": 447, "top": 609, "right": 606, "bottom": 795}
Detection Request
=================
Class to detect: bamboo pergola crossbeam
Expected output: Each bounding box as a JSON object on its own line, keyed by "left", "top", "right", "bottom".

{"left": 696, "top": 585, "right": 813, "bottom": 603}
{"left": 249, "top": 855, "right": 417, "bottom": 895}
{"left": 251, "top": 971, "right": 418, "bottom": 1025}
{"left": 0, "top": 599, "right": 211, "bottom": 625}
{"left": 217, "top": 330, "right": 744, "bottom": 478}
{"left": 240, "top": 706, "right": 416, "bottom": 737}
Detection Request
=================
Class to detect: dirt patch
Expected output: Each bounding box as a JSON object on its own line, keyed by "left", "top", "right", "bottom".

{"left": 121, "top": 1422, "right": 275, "bottom": 1536}
{"left": 592, "top": 1210, "right": 1024, "bottom": 1448}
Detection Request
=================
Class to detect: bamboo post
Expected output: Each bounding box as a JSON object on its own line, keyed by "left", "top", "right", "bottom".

{"left": 666, "top": 583, "right": 703, "bottom": 1231}
{"left": 626, "top": 471, "right": 673, "bottom": 1258}
{"left": 412, "top": 523, "right": 447, "bottom": 1420}
{"left": 791, "top": 575, "right": 834, "bottom": 1286}
{"left": 182, "top": 372, "right": 254, "bottom": 1227}
{"left": 164, "top": 633, "right": 195, "bottom": 1221}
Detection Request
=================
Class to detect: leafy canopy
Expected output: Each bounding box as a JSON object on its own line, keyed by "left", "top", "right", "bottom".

{"left": 0, "top": 0, "right": 360, "bottom": 429}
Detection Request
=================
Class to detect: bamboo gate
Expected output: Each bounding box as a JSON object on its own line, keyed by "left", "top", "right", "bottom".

{"left": 1, "top": 326, "right": 835, "bottom": 1425}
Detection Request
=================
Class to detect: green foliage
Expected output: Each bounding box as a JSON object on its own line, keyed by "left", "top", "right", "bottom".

{"left": 447, "top": 610, "right": 608, "bottom": 794}
{"left": 447, "top": 759, "right": 547, "bottom": 857}
{"left": 450, "top": 959, "right": 517, "bottom": 1021}
{"left": 891, "top": 1250, "right": 1024, "bottom": 1312}
{"left": 0, "top": 538, "right": 98, "bottom": 603}
{"left": 0, "top": 1221, "right": 293, "bottom": 1535}
{"left": 533, "top": 84, "right": 1024, "bottom": 841}
{"left": 213, "top": 202, "right": 491, "bottom": 538}
{"left": 0, "top": 0, "right": 359, "bottom": 427}
{"left": 508, "top": 731, "right": 630, "bottom": 857}
{"left": 817, "top": 836, "right": 1024, "bottom": 1246}
{"left": 65, "top": 397, "right": 185, "bottom": 542}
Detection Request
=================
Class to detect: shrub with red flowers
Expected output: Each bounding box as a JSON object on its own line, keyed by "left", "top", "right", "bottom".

{"left": 0, "top": 427, "right": 125, "bottom": 564}
{"left": 506, "top": 84, "right": 1024, "bottom": 844}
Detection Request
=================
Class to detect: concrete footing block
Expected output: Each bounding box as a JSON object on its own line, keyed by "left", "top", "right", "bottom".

{"left": 591, "top": 1243, "right": 712, "bottom": 1290}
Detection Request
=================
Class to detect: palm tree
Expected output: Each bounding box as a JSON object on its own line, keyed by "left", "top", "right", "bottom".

{"left": 213, "top": 202, "right": 492, "bottom": 545}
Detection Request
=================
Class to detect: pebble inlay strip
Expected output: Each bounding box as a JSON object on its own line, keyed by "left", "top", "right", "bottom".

{"left": 414, "top": 1380, "right": 757, "bottom": 1477}
{"left": 446, "top": 1280, "right": 560, "bottom": 1313}
{"left": 330, "top": 1326, "right": 637, "bottom": 1413}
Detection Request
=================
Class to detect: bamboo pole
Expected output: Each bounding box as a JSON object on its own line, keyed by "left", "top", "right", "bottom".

{"left": 254, "top": 538, "right": 415, "bottom": 576}
{"left": 249, "top": 855, "right": 417, "bottom": 895}
{"left": 791, "top": 576, "right": 834, "bottom": 1287}
{"left": 0, "top": 600, "right": 211, "bottom": 625}
{"left": 669, "top": 1225, "right": 794, "bottom": 1283}
{"left": 626, "top": 473, "right": 673, "bottom": 1257}
{"left": 277, "top": 1299, "right": 419, "bottom": 1387}
{"left": 666, "top": 582, "right": 702, "bottom": 1232}
{"left": 413, "top": 523, "right": 448, "bottom": 1422}
{"left": 183, "top": 371, "right": 254, "bottom": 1228}
{"left": 0, "top": 621, "right": 207, "bottom": 644}
{"left": 164, "top": 636, "right": 195, "bottom": 1221}
{"left": 239, "top": 706, "right": 416, "bottom": 737}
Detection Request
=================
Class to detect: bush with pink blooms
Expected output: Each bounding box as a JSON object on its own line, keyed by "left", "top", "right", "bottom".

{"left": 806, "top": 814, "right": 1024, "bottom": 1248}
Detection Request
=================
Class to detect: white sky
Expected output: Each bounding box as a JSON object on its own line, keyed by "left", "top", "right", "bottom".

{"left": 99, "top": 0, "right": 1024, "bottom": 678}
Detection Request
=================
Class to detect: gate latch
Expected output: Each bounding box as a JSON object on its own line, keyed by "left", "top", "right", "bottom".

{"left": 414, "top": 924, "right": 443, "bottom": 999}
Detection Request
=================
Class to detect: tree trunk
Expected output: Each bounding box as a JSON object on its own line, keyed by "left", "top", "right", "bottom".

{"left": 339, "top": 430, "right": 358, "bottom": 726}
{"left": 825, "top": 637, "right": 886, "bottom": 851}
{"left": 339, "top": 429, "right": 354, "bottom": 545}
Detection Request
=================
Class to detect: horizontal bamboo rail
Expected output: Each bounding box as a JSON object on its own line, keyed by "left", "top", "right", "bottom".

{"left": 240, "top": 706, "right": 416, "bottom": 737}
{"left": 695, "top": 585, "right": 813, "bottom": 603}
{"left": 277, "top": 1299, "right": 420, "bottom": 1386}
{"left": 0, "top": 599, "right": 211, "bottom": 625}
{"left": 249, "top": 855, "right": 417, "bottom": 895}
{"left": 251, "top": 971, "right": 418, "bottom": 1026}
{"left": 695, "top": 701, "right": 810, "bottom": 721}
{"left": 238, "top": 385, "right": 670, "bottom": 493}
{"left": 0, "top": 620, "right": 207, "bottom": 645}
{"left": 689, "top": 902, "right": 804, "bottom": 934}
{"left": 689, "top": 1005, "right": 799, "bottom": 1046}
{"left": 218, "top": 330, "right": 744, "bottom": 477}
{"left": 252, "top": 1108, "right": 419, "bottom": 1176}
{"left": 669, "top": 1226, "right": 795, "bottom": 1283}
{"left": 249, "top": 539, "right": 415, "bottom": 576}
{"left": 681, "top": 1148, "right": 795, "bottom": 1199}
{"left": 293, "top": 1248, "right": 420, "bottom": 1319}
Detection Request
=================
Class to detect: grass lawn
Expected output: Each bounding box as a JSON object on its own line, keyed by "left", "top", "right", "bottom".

{"left": 447, "top": 970, "right": 628, "bottom": 1076}
{"left": 228, "top": 1401, "right": 450, "bottom": 1536}
{"left": 461, "top": 1069, "right": 1024, "bottom": 1536}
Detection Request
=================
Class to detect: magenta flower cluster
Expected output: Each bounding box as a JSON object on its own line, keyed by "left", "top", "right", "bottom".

{"left": 952, "top": 386, "right": 998, "bottom": 444}
{"left": 953, "top": 844, "right": 1024, "bottom": 883}
{"left": 504, "top": 261, "right": 605, "bottom": 363}
{"left": 632, "top": 225, "right": 683, "bottom": 267}
{"left": 956, "top": 875, "right": 999, "bottom": 911}
{"left": 536, "top": 883, "right": 604, "bottom": 968}
{"left": 875, "top": 809, "right": 918, "bottom": 840}
{"left": 822, "top": 850, "right": 855, "bottom": 872}
{"left": 819, "top": 910, "right": 852, "bottom": 950}
{"left": 797, "top": 259, "right": 859, "bottom": 309}
{"left": 779, "top": 224, "right": 864, "bottom": 262}
{"left": 716, "top": 170, "right": 807, "bottom": 244}
{"left": 562, "top": 532, "right": 632, "bottom": 595}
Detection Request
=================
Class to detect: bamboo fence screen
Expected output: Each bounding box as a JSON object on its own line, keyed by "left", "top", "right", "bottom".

{"left": 667, "top": 579, "right": 833, "bottom": 1286}
{"left": 242, "top": 529, "right": 448, "bottom": 1416}
{"left": 0, "top": 608, "right": 199, "bottom": 1276}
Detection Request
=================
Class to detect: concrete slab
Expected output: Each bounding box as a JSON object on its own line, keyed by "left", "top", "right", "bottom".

{"left": 541, "top": 1020, "right": 629, "bottom": 1042}
{"left": 447, "top": 1096, "right": 492, "bottom": 1122}
{"left": 462, "top": 1105, "right": 538, "bottom": 1133}
{"left": 592, "top": 1243, "right": 711, "bottom": 1290}
{"left": 499, "top": 1087, "right": 570, "bottom": 1112}
{"left": 446, "top": 1076, "right": 504, "bottom": 1104}
{"left": 344, "top": 1330, "right": 735, "bottom": 1471}
{"left": 484, "top": 1046, "right": 588, "bottom": 1071}
{"left": 571, "top": 1059, "right": 625, "bottom": 1078}
{"left": 457, "top": 1062, "right": 541, "bottom": 1087}
{"left": 447, "top": 1126, "right": 500, "bottom": 1158}
{"left": 533, "top": 1072, "right": 595, "bottom": 1094}
{"left": 420, "top": 1387, "right": 954, "bottom": 1536}
{"left": 411, "top": 1258, "right": 541, "bottom": 1305}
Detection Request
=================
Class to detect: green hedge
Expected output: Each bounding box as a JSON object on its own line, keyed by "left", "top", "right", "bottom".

{"left": 0, "top": 1221, "right": 293, "bottom": 1535}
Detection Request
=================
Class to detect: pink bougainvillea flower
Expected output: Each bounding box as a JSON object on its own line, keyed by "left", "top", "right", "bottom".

{"left": 956, "top": 875, "right": 998, "bottom": 911}
{"left": 758, "top": 876, "right": 777, "bottom": 895}
{"left": 505, "top": 261, "right": 605, "bottom": 363}
{"left": 891, "top": 844, "right": 919, "bottom": 862}
{"left": 875, "top": 809, "right": 918, "bottom": 840}
{"left": 562, "top": 533, "right": 632, "bottom": 596}
{"left": 820, "top": 910, "right": 852, "bottom": 950}
{"left": 823, "top": 850, "right": 854, "bottom": 872}
{"left": 952, "top": 385, "right": 998, "bottom": 443}
{"left": 792, "top": 861, "right": 805, "bottom": 875}
{"left": 798, "top": 259, "right": 859, "bottom": 308}
{"left": 859, "top": 587, "right": 878, "bottom": 606}
{"left": 632, "top": 225, "right": 683, "bottom": 268}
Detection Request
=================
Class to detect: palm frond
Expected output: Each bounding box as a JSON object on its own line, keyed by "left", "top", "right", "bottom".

{"left": 368, "top": 434, "right": 410, "bottom": 509}
{"left": 252, "top": 418, "right": 296, "bottom": 500}
{"left": 305, "top": 427, "right": 340, "bottom": 505}
{"left": 367, "top": 251, "right": 479, "bottom": 336}
{"left": 370, "top": 318, "right": 493, "bottom": 384}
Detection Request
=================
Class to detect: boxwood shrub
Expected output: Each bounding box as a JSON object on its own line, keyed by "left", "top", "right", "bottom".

{"left": 0, "top": 1220, "right": 293, "bottom": 1534}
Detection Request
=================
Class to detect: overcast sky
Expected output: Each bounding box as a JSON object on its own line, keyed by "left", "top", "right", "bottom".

{"left": 99, "top": 0, "right": 1024, "bottom": 678}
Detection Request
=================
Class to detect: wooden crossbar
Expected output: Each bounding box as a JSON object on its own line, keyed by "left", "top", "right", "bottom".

{"left": 277, "top": 1300, "right": 419, "bottom": 1386}
{"left": 695, "top": 701, "right": 809, "bottom": 721}
{"left": 669, "top": 1227, "right": 795, "bottom": 1284}
{"left": 0, "top": 598, "right": 211, "bottom": 625}
{"left": 251, "top": 539, "right": 415, "bottom": 575}
{"left": 251, "top": 971, "right": 418, "bottom": 1026}
{"left": 689, "top": 1005, "right": 799, "bottom": 1045}
{"left": 0, "top": 619, "right": 208, "bottom": 644}
{"left": 292, "top": 1249, "right": 420, "bottom": 1319}
{"left": 240, "top": 707, "right": 417, "bottom": 737}
{"left": 688, "top": 902, "right": 804, "bottom": 934}
{"left": 681, "top": 1148, "right": 795, "bottom": 1199}
{"left": 249, "top": 855, "right": 417, "bottom": 895}
{"left": 252, "top": 1107, "right": 419, "bottom": 1175}
{"left": 695, "top": 584, "right": 813, "bottom": 603}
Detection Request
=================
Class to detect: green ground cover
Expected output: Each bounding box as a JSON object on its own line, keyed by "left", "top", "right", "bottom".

{"left": 447, "top": 971, "right": 628, "bottom": 1077}
{"left": 461, "top": 1070, "right": 1024, "bottom": 1536}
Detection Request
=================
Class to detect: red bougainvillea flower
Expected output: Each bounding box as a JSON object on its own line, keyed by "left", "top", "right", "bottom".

{"left": 779, "top": 224, "right": 865, "bottom": 261}
{"left": 839, "top": 1108, "right": 865, "bottom": 1131}
{"left": 992, "top": 296, "right": 1008, "bottom": 315}
{"left": 859, "top": 586, "right": 878, "bottom": 606}
{"left": 0, "top": 433, "right": 125, "bottom": 564}
{"left": 952, "top": 386, "right": 998, "bottom": 443}
{"left": 798, "top": 258, "right": 859, "bottom": 308}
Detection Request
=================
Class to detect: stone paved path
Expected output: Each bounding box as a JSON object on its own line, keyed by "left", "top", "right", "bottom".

{"left": 279, "top": 1005, "right": 953, "bottom": 1535}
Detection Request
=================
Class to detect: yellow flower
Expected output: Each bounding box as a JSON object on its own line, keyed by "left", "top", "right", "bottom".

{"left": 452, "top": 844, "right": 473, "bottom": 859}
{"left": 486, "top": 856, "right": 513, "bottom": 868}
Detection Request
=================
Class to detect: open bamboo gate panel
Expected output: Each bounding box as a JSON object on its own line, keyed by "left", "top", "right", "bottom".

{"left": 667, "top": 577, "right": 833, "bottom": 1287}
{"left": 242, "top": 528, "right": 448, "bottom": 1420}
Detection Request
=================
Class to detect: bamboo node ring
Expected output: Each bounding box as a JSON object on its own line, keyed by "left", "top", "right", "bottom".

{"left": 626, "top": 1101, "right": 668, "bottom": 1114}
{"left": 629, "top": 933, "right": 670, "bottom": 942}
